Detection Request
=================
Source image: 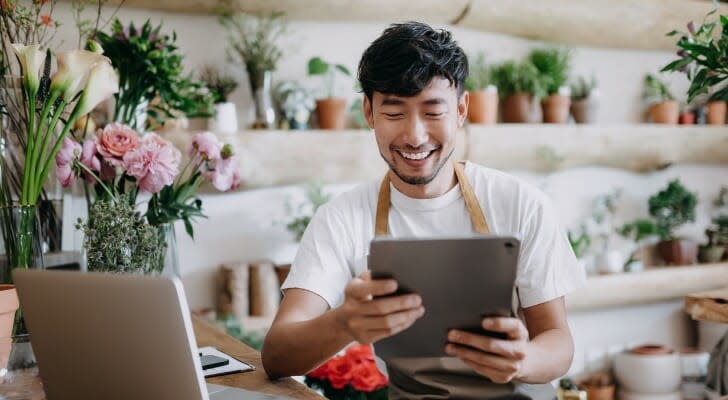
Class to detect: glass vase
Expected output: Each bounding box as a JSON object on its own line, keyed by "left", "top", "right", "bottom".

{"left": 248, "top": 69, "right": 276, "bottom": 129}
{"left": 157, "top": 223, "right": 180, "bottom": 279}
{"left": 0, "top": 334, "right": 43, "bottom": 400}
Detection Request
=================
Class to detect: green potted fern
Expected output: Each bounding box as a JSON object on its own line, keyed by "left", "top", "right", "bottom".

{"left": 491, "top": 60, "right": 545, "bottom": 123}
{"left": 529, "top": 47, "right": 572, "bottom": 123}
{"left": 465, "top": 52, "right": 498, "bottom": 124}
{"left": 643, "top": 74, "right": 679, "bottom": 124}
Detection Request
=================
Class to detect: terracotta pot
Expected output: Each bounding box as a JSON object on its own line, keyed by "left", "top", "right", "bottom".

{"left": 467, "top": 89, "right": 498, "bottom": 124}
{"left": 679, "top": 111, "right": 695, "bottom": 125}
{"left": 657, "top": 239, "right": 698, "bottom": 265}
{"left": 706, "top": 100, "right": 727, "bottom": 125}
{"left": 570, "top": 98, "right": 598, "bottom": 124}
{"left": 0, "top": 285, "right": 19, "bottom": 369}
{"left": 502, "top": 93, "right": 534, "bottom": 123}
{"left": 541, "top": 94, "right": 571, "bottom": 123}
{"left": 316, "top": 97, "right": 347, "bottom": 130}
{"left": 584, "top": 385, "right": 615, "bottom": 400}
{"left": 631, "top": 344, "right": 673, "bottom": 355}
{"left": 648, "top": 100, "right": 679, "bottom": 124}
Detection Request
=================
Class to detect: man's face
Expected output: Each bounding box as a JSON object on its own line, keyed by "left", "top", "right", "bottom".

{"left": 363, "top": 77, "right": 468, "bottom": 186}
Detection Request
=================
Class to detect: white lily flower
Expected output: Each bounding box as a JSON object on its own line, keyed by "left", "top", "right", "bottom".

{"left": 75, "top": 58, "right": 119, "bottom": 117}
{"left": 11, "top": 43, "right": 44, "bottom": 95}
{"left": 50, "top": 50, "right": 109, "bottom": 103}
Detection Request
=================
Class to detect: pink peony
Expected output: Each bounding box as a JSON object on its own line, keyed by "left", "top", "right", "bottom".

{"left": 123, "top": 135, "right": 181, "bottom": 193}
{"left": 208, "top": 156, "right": 241, "bottom": 191}
{"left": 191, "top": 131, "right": 223, "bottom": 161}
{"left": 55, "top": 137, "right": 81, "bottom": 187}
{"left": 79, "top": 140, "right": 101, "bottom": 183}
{"left": 96, "top": 123, "right": 140, "bottom": 167}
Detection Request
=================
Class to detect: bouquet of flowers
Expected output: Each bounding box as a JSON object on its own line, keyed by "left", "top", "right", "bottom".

{"left": 58, "top": 126, "right": 240, "bottom": 273}
{"left": 305, "top": 344, "right": 388, "bottom": 400}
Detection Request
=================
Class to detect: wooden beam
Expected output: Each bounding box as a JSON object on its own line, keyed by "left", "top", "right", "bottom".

{"left": 109, "top": 0, "right": 728, "bottom": 50}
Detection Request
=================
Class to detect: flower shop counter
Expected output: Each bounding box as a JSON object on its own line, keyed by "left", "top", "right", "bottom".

{"left": 192, "top": 314, "right": 323, "bottom": 399}
{"left": 566, "top": 262, "right": 728, "bottom": 311}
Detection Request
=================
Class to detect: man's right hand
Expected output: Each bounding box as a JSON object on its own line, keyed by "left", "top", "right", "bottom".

{"left": 334, "top": 271, "right": 425, "bottom": 344}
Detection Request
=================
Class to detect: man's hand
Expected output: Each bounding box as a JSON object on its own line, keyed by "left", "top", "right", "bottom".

{"left": 334, "top": 271, "right": 425, "bottom": 344}
{"left": 445, "top": 317, "right": 530, "bottom": 384}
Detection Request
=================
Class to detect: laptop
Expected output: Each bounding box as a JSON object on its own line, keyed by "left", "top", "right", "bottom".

{"left": 13, "top": 269, "right": 292, "bottom": 400}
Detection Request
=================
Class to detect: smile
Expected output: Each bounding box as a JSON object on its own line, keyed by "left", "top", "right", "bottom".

{"left": 397, "top": 149, "right": 436, "bottom": 161}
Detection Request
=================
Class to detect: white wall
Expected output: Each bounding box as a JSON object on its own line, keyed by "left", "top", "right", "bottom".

{"left": 45, "top": 3, "right": 691, "bottom": 125}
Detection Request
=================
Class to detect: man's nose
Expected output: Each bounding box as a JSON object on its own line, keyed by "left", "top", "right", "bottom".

{"left": 402, "top": 115, "right": 428, "bottom": 147}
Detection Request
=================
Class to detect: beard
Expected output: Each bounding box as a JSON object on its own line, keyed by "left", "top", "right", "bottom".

{"left": 381, "top": 147, "right": 454, "bottom": 185}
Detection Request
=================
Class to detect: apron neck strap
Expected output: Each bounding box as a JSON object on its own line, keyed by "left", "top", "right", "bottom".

{"left": 375, "top": 161, "right": 490, "bottom": 236}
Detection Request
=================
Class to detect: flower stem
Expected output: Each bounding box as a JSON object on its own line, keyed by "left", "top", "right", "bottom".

{"left": 32, "top": 91, "right": 64, "bottom": 196}
{"left": 75, "top": 161, "right": 115, "bottom": 199}
{"left": 21, "top": 91, "right": 37, "bottom": 205}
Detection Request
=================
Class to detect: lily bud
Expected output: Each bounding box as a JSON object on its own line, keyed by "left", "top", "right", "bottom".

{"left": 11, "top": 43, "right": 44, "bottom": 96}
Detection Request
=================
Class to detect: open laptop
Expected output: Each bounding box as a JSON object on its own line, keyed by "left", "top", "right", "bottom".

{"left": 13, "top": 269, "right": 292, "bottom": 400}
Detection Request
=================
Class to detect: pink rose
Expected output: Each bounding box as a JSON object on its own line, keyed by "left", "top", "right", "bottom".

{"left": 207, "top": 156, "right": 241, "bottom": 191}
{"left": 191, "top": 131, "right": 223, "bottom": 161}
{"left": 96, "top": 123, "right": 140, "bottom": 167}
{"left": 123, "top": 136, "right": 181, "bottom": 193}
{"left": 55, "top": 137, "right": 81, "bottom": 187}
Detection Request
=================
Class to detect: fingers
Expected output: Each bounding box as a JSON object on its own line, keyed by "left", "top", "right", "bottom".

{"left": 348, "top": 306, "right": 425, "bottom": 343}
{"left": 447, "top": 329, "right": 526, "bottom": 360}
{"left": 481, "top": 317, "right": 529, "bottom": 340}
{"left": 357, "top": 294, "right": 422, "bottom": 316}
{"left": 459, "top": 357, "right": 519, "bottom": 384}
{"left": 445, "top": 343, "right": 522, "bottom": 374}
{"left": 345, "top": 276, "right": 398, "bottom": 300}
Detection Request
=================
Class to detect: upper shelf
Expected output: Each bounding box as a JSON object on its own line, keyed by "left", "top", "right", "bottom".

{"left": 162, "top": 124, "right": 728, "bottom": 190}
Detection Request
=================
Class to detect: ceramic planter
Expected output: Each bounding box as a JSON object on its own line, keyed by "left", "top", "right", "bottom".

{"left": 614, "top": 346, "right": 681, "bottom": 394}
{"left": 698, "top": 245, "right": 725, "bottom": 264}
{"left": 679, "top": 110, "right": 695, "bottom": 125}
{"left": 570, "top": 98, "right": 598, "bottom": 124}
{"left": 706, "top": 100, "right": 727, "bottom": 125}
{"left": 208, "top": 102, "right": 238, "bottom": 134}
{"left": 502, "top": 93, "right": 534, "bottom": 123}
{"left": 657, "top": 239, "right": 698, "bottom": 265}
{"left": 648, "top": 100, "right": 679, "bottom": 124}
{"left": 0, "top": 285, "right": 19, "bottom": 369}
{"left": 316, "top": 97, "right": 347, "bottom": 130}
{"left": 467, "top": 87, "right": 498, "bottom": 124}
{"left": 541, "top": 94, "right": 571, "bottom": 123}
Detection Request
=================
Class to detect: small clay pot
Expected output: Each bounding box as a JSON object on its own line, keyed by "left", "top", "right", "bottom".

{"left": 584, "top": 385, "right": 615, "bottom": 400}
{"left": 706, "top": 100, "right": 727, "bottom": 125}
{"left": 679, "top": 111, "right": 695, "bottom": 125}
{"left": 570, "top": 98, "right": 598, "bottom": 124}
{"left": 657, "top": 239, "right": 698, "bottom": 265}
{"left": 630, "top": 344, "right": 674, "bottom": 355}
{"left": 648, "top": 100, "right": 680, "bottom": 124}
{"left": 541, "top": 94, "right": 571, "bottom": 123}
{"left": 316, "top": 97, "right": 347, "bottom": 130}
{"left": 467, "top": 88, "right": 498, "bottom": 124}
{"left": 502, "top": 93, "right": 534, "bottom": 123}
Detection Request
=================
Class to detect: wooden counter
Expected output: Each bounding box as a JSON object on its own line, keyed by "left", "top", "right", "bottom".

{"left": 192, "top": 315, "right": 323, "bottom": 399}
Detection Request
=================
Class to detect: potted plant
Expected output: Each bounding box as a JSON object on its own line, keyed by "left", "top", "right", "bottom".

{"left": 200, "top": 65, "right": 239, "bottom": 134}
{"left": 491, "top": 60, "right": 545, "bottom": 123}
{"left": 274, "top": 80, "right": 315, "bottom": 130}
{"left": 679, "top": 104, "right": 696, "bottom": 125}
{"left": 567, "top": 226, "right": 591, "bottom": 270}
{"left": 622, "top": 180, "right": 698, "bottom": 265}
{"left": 662, "top": 6, "right": 728, "bottom": 125}
{"left": 308, "top": 56, "right": 351, "bottom": 130}
{"left": 699, "top": 228, "right": 725, "bottom": 263}
{"left": 465, "top": 52, "right": 498, "bottom": 124}
{"left": 580, "top": 372, "right": 616, "bottom": 400}
{"left": 570, "top": 75, "right": 599, "bottom": 123}
{"left": 643, "top": 74, "right": 679, "bottom": 124}
{"left": 529, "top": 47, "right": 572, "bottom": 123}
{"left": 220, "top": 11, "right": 287, "bottom": 129}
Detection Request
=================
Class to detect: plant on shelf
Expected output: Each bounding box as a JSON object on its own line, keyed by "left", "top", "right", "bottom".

{"left": 568, "top": 226, "right": 591, "bottom": 260}
{"left": 661, "top": 2, "right": 727, "bottom": 124}
{"left": 465, "top": 52, "right": 498, "bottom": 124}
{"left": 199, "top": 65, "right": 239, "bottom": 133}
{"left": 274, "top": 80, "right": 315, "bottom": 130}
{"left": 220, "top": 9, "right": 287, "bottom": 129}
{"left": 643, "top": 73, "right": 679, "bottom": 124}
{"left": 570, "top": 75, "right": 599, "bottom": 123}
{"left": 308, "top": 56, "right": 351, "bottom": 130}
{"left": 621, "top": 179, "right": 698, "bottom": 265}
{"left": 529, "top": 47, "right": 572, "bottom": 123}
{"left": 285, "top": 183, "right": 331, "bottom": 242}
{"left": 305, "top": 344, "right": 388, "bottom": 400}
{"left": 491, "top": 60, "right": 544, "bottom": 123}
{"left": 94, "top": 18, "right": 215, "bottom": 131}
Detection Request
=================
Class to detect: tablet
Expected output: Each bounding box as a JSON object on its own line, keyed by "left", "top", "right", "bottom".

{"left": 368, "top": 235, "right": 519, "bottom": 359}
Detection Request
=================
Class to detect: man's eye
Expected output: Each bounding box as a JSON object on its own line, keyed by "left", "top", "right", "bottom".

{"left": 426, "top": 112, "right": 444, "bottom": 117}
{"left": 383, "top": 113, "right": 404, "bottom": 118}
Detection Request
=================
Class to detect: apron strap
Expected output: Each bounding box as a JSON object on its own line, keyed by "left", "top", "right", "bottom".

{"left": 375, "top": 161, "right": 490, "bottom": 236}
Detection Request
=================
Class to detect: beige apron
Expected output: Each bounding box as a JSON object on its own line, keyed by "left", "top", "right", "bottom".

{"left": 374, "top": 161, "right": 556, "bottom": 400}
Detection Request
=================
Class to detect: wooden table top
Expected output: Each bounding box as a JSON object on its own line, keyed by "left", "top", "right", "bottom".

{"left": 685, "top": 287, "right": 728, "bottom": 324}
{"left": 192, "top": 315, "right": 323, "bottom": 399}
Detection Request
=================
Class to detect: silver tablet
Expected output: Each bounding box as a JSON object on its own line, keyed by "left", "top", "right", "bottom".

{"left": 368, "top": 235, "right": 519, "bottom": 359}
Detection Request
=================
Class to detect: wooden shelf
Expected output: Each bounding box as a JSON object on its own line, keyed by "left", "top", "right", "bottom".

{"left": 162, "top": 125, "right": 728, "bottom": 190}
{"left": 685, "top": 288, "right": 728, "bottom": 323}
{"left": 566, "top": 262, "right": 728, "bottom": 311}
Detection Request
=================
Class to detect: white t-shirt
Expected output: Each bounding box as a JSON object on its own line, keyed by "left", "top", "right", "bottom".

{"left": 282, "top": 161, "right": 586, "bottom": 314}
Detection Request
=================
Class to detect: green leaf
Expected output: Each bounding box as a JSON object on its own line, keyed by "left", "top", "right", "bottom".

{"left": 307, "top": 57, "right": 328, "bottom": 75}
{"left": 334, "top": 64, "right": 351, "bottom": 76}
{"left": 661, "top": 57, "right": 692, "bottom": 73}
{"left": 666, "top": 29, "right": 680, "bottom": 37}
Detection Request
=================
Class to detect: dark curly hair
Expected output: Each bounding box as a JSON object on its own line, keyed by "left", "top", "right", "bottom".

{"left": 357, "top": 22, "right": 469, "bottom": 102}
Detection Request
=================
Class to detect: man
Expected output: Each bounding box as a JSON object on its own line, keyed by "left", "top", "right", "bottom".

{"left": 262, "top": 22, "right": 585, "bottom": 399}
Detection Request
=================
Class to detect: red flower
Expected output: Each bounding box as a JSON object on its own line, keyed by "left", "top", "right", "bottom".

{"left": 344, "top": 344, "right": 375, "bottom": 364}
{"left": 40, "top": 14, "right": 52, "bottom": 26}
{"left": 307, "top": 361, "right": 329, "bottom": 380}
{"left": 351, "top": 362, "right": 388, "bottom": 392}
{"left": 325, "top": 357, "right": 353, "bottom": 390}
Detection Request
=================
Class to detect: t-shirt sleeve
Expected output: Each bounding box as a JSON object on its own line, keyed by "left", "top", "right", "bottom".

{"left": 516, "top": 192, "right": 586, "bottom": 308}
{"left": 280, "top": 203, "right": 353, "bottom": 309}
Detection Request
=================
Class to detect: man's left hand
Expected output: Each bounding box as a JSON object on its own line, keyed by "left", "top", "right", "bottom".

{"left": 445, "top": 317, "right": 529, "bottom": 384}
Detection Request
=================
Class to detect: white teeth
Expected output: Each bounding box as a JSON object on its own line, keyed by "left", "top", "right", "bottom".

{"left": 400, "top": 151, "right": 430, "bottom": 160}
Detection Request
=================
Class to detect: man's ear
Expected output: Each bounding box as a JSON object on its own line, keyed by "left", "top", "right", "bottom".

{"left": 457, "top": 91, "right": 469, "bottom": 128}
{"left": 363, "top": 95, "right": 375, "bottom": 129}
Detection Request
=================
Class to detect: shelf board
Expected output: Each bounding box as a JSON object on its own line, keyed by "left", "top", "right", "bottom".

{"left": 685, "top": 288, "right": 728, "bottom": 323}
{"left": 566, "top": 262, "right": 728, "bottom": 311}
